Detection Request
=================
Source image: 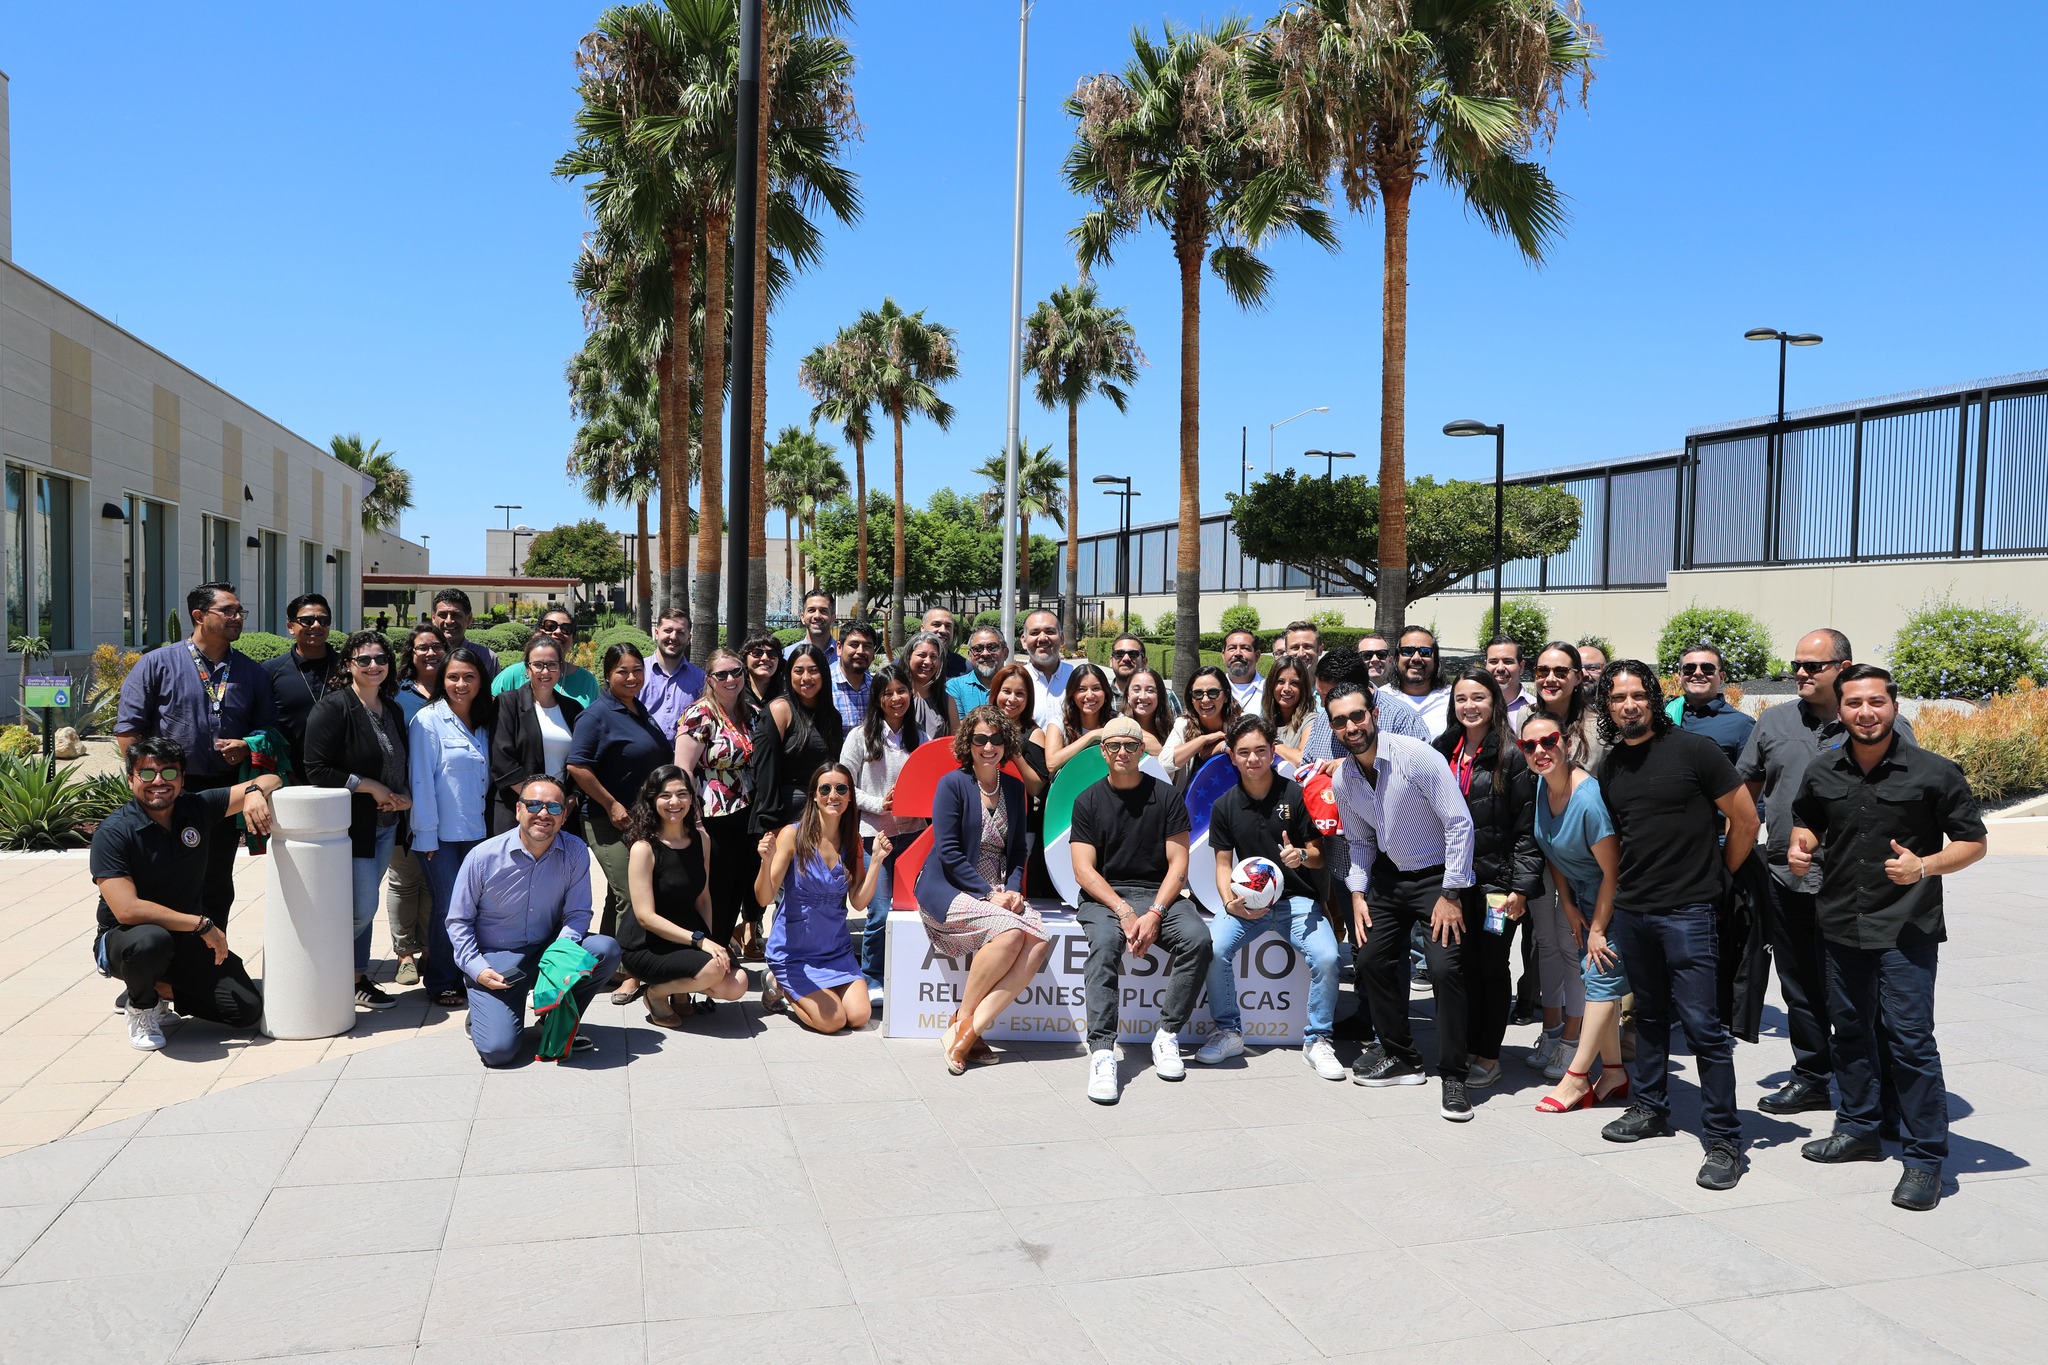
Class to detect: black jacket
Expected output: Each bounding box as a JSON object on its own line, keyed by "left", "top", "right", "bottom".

{"left": 488, "top": 686, "right": 585, "bottom": 837}
{"left": 304, "top": 688, "right": 411, "bottom": 857}
{"left": 1432, "top": 727, "right": 1544, "bottom": 898}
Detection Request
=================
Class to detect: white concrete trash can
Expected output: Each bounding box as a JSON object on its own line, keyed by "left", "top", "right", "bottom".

{"left": 261, "top": 787, "right": 357, "bottom": 1039}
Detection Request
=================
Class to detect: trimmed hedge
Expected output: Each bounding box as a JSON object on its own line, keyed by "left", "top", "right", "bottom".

{"left": 1081, "top": 638, "right": 1224, "bottom": 677}
{"left": 1656, "top": 604, "right": 1773, "bottom": 682}
{"left": 1481, "top": 598, "right": 1551, "bottom": 661}
{"left": 234, "top": 631, "right": 293, "bottom": 664}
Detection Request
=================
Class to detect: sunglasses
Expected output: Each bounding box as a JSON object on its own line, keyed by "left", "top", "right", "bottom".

{"left": 1330, "top": 710, "right": 1370, "bottom": 728}
{"left": 133, "top": 766, "right": 182, "bottom": 783}
{"left": 520, "top": 799, "right": 566, "bottom": 815}
{"left": 969, "top": 733, "right": 1006, "bottom": 748}
{"left": 1101, "top": 740, "right": 1142, "bottom": 754}
{"left": 1111, "top": 649, "right": 1144, "bottom": 661}
{"left": 1517, "top": 732, "right": 1563, "bottom": 754}
{"left": 746, "top": 646, "right": 778, "bottom": 658}
{"left": 1358, "top": 649, "right": 1388, "bottom": 660}
{"left": 292, "top": 615, "right": 330, "bottom": 628}
{"left": 1532, "top": 664, "right": 1577, "bottom": 679}
{"left": 709, "top": 666, "right": 745, "bottom": 682}
{"left": 1189, "top": 688, "right": 1223, "bottom": 701}
{"left": 1679, "top": 662, "right": 1720, "bottom": 676}
{"left": 814, "top": 782, "right": 851, "bottom": 796}
{"left": 538, "top": 620, "right": 574, "bottom": 633}
{"left": 970, "top": 642, "right": 1005, "bottom": 653}
{"left": 352, "top": 655, "right": 390, "bottom": 668}
{"left": 1791, "top": 659, "right": 1837, "bottom": 674}
{"left": 1399, "top": 645, "right": 1435, "bottom": 658}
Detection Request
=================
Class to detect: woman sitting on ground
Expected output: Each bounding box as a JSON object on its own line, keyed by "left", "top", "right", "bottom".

{"left": 623, "top": 765, "right": 748, "bottom": 1027}
{"left": 1161, "top": 664, "right": 1241, "bottom": 783}
{"left": 1261, "top": 655, "right": 1316, "bottom": 767}
{"left": 754, "top": 762, "right": 887, "bottom": 1034}
{"left": 1121, "top": 666, "right": 1174, "bottom": 758}
{"left": 916, "top": 705, "right": 1051, "bottom": 1073}
{"left": 1036, "top": 662, "right": 1115, "bottom": 774}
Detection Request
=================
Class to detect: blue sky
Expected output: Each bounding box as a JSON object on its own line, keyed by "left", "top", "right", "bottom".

{"left": 8, "top": 2, "right": 2045, "bottom": 572}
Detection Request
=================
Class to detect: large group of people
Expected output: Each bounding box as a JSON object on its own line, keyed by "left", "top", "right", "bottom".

{"left": 90, "top": 588, "right": 1984, "bottom": 1210}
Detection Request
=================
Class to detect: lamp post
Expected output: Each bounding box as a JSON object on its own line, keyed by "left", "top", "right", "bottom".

{"left": 997, "top": 0, "right": 1031, "bottom": 653}
{"left": 1093, "top": 475, "right": 1139, "bottom": 631}
{"left": 1268, "top": 406, "right": 1329, "bottom": 474}
{"left": 726, "top": 0, "right": 763, "bottom": 644}
{"left": 1743, "top": 327, "right": 1822, "bottom": 561}
{"left": 1304, "top": 449, "right": 1355, "bottom": 481}
{"left": 1444, "top": 420, "right": 1506, "bottom": 633}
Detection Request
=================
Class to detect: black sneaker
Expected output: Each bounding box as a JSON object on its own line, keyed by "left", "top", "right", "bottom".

{"left": 1353, "top": 1050, "right": 1426, "bottom": 1087}
{"left": 1892, "top": 1167, "right": 1941, "bottom": 1211}
{"left": 1758, "top": 1077, "right": 1834, "bottom": 1114}
{"left": 1697, "top": 1140, "right": 1745, "bottom": 1191}
{"left": 355, "top": 978, "right": 397, "bottom": 1011}
{"left": 1440, "top": 1076, "right": 1474, "bottom": 1121}
{"left": 1801, "top": 1132, "right": 1885, "bottom": 1164}
{"left": 1601, "top": 1101, "right": 1673, "bottom": 1143}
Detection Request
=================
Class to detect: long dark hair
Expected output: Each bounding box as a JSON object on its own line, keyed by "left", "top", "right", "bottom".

{"left": 1180, "top": 665, "right": 1241, "bottom": 735}
{"left": 1594, "top": 659, "right": 1672, "bottom": 746}
{"left": 436, "top": 643, "right": 499, "bottom": 731}
{"left": 1533, "top": 640, "right": 1587, "bottom": 727}
{"left": 328, "top": 628, "right": 397, "bottom": 699}
{"left": 1261, "top": 656, "right": 1314, "bottom": 731}
{"left": 793, "top": 761, "right": 863, "bottom": 883}
{"left": 627, "top": 763, "right": 704, "bottom": 847}
{"left": 400, "top": 623, "right": 448, "bottom": 688}
{"left": 1062, "top": 663, "right": 1114, "bottom": 739}
{"left": 739, "top": 633, "right": 785, "bottom": 707}
{"left": 861, "top": 663, "right": 923, "bottom": 756}
{"left": 780, "top": 642, "right": 844, "bottom": 757}
{"left": 1124, "top": 666, "right": 1175, "bottom": 743}
{"left": 1436, "top": 662, "right": 1511, "bottom": 784}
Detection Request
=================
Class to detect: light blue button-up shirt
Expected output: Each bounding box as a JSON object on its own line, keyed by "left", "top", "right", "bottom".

{"left": 1331, "top": 731, "right": 1475, "bottom": 896}
{"left": 445, "top": 827, "right": 594, "bottom": 980}
{"left": 408, "top": 700, "right": 492, "bottom": 852}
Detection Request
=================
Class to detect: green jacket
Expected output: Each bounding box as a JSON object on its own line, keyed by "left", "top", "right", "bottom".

{"left": 532, "top": 938, "right": 600, "bottom": 1061}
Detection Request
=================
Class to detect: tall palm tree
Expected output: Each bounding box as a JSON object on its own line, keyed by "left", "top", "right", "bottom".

{"left": 765, "top": 424, "right": 840, "bottom": 616}
{"left": 1023, "top": 281, "right": 1144, "bottom": 641}
{"left": 329, "top": 434, "right": 414, "bottom": 535}
{"left": 1247, "top": 0, "right": 1597, "bottom": 635}
{"left": 799, "top": 325, "right": 879, "bottom": 620}
{"left": 784, "top": 429, "right": 846, "bottom": 594}
{"left": 864, "top": 300, "right": 959, "bottom": 649}
{"left": 974, "top": 442, "right": 1066, "bottom": 619}
{"left": 1066, "top": 21, "right": 1336, "bottom": 691}
{"left": 567, "top": 338, "right": 661, "bottom": 630}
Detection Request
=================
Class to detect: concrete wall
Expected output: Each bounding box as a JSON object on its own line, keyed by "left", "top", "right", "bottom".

{"left": 365, "top": 528, "right": 428, "bottom": 576}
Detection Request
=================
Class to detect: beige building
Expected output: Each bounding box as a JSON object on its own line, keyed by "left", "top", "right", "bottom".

{"left": 0, "top": 72, "right": 366, "bottom": 709}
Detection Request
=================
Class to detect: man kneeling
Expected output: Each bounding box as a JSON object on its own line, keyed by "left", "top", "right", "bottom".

{"left": 448, "top": 774, "right": 622, "bottom": 1066}
{"left": 91, "top": 738, "right": 280, "bottom": 1049}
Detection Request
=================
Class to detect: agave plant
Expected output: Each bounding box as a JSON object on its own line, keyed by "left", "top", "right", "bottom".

{"left": 0, "top": 756, "right": 108, "bottom": 849}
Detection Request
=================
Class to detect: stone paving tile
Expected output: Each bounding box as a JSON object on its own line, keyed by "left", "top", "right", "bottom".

{"left": 234, "top": 1177, "right": 457, "bottom": 1261}
{"left": 0, "top": 1265, "right": 219, "bottom": 1365}
{"left": 1059, "top": 1266, "right": 1316, "bottom": 1365}
{"left": 3, "top": 1188, "right": 265, "bottom": 1285}
{"left": 857, "top": 1285, "right": 1107, "bottom": 1365}
{"left": 422, "top": 1234, "right": 642, "bottom": 1341}
{"left": 176, "top": 1250, "right": 437, "bottom": 1363}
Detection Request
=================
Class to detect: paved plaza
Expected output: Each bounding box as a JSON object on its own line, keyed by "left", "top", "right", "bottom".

{"left": 0, "top": 854, "right": 2044, "bottom": 1363}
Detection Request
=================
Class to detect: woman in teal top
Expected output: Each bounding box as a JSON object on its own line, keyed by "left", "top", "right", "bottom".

{"left": 1522, "top": 711, "right": 1632, "bottom": 1114}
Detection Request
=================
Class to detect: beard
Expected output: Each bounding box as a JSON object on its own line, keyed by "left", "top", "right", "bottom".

{"left": 1617, "top": 716, "right": 1652, "bottom": 741}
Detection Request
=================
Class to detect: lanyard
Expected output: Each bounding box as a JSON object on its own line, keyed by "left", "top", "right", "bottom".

{"left": 189, "top": 645, "right": 229, "bottom": 719}
{"left": 1451, "top": 735, "right": 1476, "bottom": 797}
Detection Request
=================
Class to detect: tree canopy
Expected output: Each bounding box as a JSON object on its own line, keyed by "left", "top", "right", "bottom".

{"left": 1228, "top": 471, "right": 1581, "bottom": 601}
{"left": 808, "top": 488, "right": 1053, "bottom": 609}
{"left": 523, "top": 519, "right": 633, "bottom": 595}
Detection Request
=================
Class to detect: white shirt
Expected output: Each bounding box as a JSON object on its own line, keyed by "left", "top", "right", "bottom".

{"left": 535, "top": 701, "right": 573, "bottom": 778}
{"left": 1029, "top": 659, "right": 1074, "bottom": 729}
{"left": 1229, "top": 673, "right": 1265, "bottom": 712}
{"left": 1382, "top": 685, "right": 1452, "bottom": 739}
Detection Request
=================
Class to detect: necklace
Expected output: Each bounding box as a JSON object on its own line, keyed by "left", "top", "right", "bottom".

{"left": 976, "top": 773, "right": 1001, "bottom": 799}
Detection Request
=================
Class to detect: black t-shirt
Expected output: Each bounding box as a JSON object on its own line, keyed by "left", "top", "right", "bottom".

{"left": 1070, "top": 773, "right": 1191, "bottom": 888}
{"left": 1209, "top": 777, "right": 1322, "bottom": 903}
{"left": 1597, "top": 728, "right": 1742, "bottom": 909}
{"left": 89, "top": 787, "right": 233, "bottom": 931}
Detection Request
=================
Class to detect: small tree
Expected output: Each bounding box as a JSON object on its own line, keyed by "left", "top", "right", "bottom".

{"left": 1483, "top": 598, "right": 1550, "bottom": 661}
{"left": 1219, "top": 604, "right": 1261, "bottom": 635}
{"left": 524, "top": 520, "right": 632, "bottom": 604}
{"left": 1657, "top": 604, "right": 1773, "bottom": 682}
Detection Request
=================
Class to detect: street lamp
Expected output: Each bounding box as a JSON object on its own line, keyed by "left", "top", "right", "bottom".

{"left": 1268, "top": 406, "right": 1329, "bottom": 474}
{"left": 1744, "top": 328, "right": 1822, "bottom": 560}
{"left": 1444, "top": 419, "right": 1506, "bottom": 634}
{"left": 1303, "top": 449, "right": 1356, "bottom": 481}
{"left": 1093, "top": 475, "right": 1140, "bottom": 631}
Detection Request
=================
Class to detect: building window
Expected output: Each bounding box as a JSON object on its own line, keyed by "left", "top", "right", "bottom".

{"left": 125, "top": 495, "right": 169, "bottom": 647}
{"left": 260, "top": 532, "right": 285, "bottom": 633}
{"left": 201, "top": 514, "right": 237, "bottom": 587}
{"left": 301, "top": 541, "right": 319, "bottom": 608}
{"left": 331, "top": 551, "right": 350, "bottom": 630}
{"left": 36, "top": 475, "right": 74, "bottom": 649}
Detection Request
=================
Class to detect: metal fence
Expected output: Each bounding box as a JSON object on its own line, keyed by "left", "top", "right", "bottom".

{"left": 1063, "top": 367, "right": 2048, "bottom": 607}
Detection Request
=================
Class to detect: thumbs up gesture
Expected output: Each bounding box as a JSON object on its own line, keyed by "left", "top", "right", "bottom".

{"left": 1885, "top": 839, "right": 1926, "bottom": 886}
{"left": 1278, "top": 832, "right": 1305, "bottom": 869}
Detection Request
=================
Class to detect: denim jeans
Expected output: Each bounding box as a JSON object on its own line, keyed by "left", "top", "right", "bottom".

{"left": 350, "top": 824, "right": 398, "bottom": 975}
{"left": 466, "top": 935, "right": 623, "bottom": 1067}
{"left": 1612, "top": 901, "right": 1741, "bottom": 1146}
{"left": 859, "top": 837, "right": 902, "bottom": 989}
{"left": 1205, "top": 895, "right": 1338, "bottom": 1042}
{"left": 1826, "top": 931, "right": 1946, "bottom": 1172}
{"left": 420, "top": 839, "right": 484, "bottom": 996}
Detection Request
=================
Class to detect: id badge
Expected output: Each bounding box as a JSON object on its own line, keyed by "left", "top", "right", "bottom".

{"left": 1483, "top": 892, "right": 1508, "bottom": 935}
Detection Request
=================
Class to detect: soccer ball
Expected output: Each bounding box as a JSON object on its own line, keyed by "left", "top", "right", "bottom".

{"left": 1229, "top": 857, "right": 1284, "bottom": 911}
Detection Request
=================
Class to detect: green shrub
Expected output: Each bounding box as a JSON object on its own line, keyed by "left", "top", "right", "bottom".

{"left": 589, "top": 624, "right": 655, "bottom": 660}
{"left": 1218, "top": 604, "right": 1261, "bottom": 636}
{"left": 0, "top": 726, "right": 35, "bottom": 759}
{"left": 1888, "top": 597, "right": 2046, "bottom": 700}
{"left": 774, "top": 627, "right": 806, "bottom": 647}
{"left": 1575, "top": 633, "right": 1615, "bottom": 659}
{"left": 0, "top": 756, "right": 105, "bottom": 849}
{"left": 972, "top": 609, "right": 1003, "bottom": 631}
{"left": 1308, "top": 608, "right": 1349, "bottom": 634}
{"left": 235, "top": 631, "right": 293, "bottom": 664}
{"left": 1916, "top": 681, "right": 2048, "bottom": 800}
{"left": 1481, "top": 598, "right": 1550, "bottom": 661}
{"left": 1656, "top": 604, "right": 1772, "bottom": 682}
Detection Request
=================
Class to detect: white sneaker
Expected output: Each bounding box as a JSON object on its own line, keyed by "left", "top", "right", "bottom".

{"left": 1304, "top": 1037, "right": 1346, "bottom": 1081}
{"left": 152, "top": 997, "right": 179, "bottom": 1031}
{"left": 1151, "top": 1030, "right": 1186, "bottom": 1081}
{"left": 1086, "top": 1048, "right": 1120, "bottom": 1105}
{"left": 125, "top": 1005, "right": 165, "bottom": 1051}
{"left": 1195, "top": 1029, "right": 1244, "bottom": 1065}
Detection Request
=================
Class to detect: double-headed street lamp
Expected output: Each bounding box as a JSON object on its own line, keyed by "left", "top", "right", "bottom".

{"left": 1743, "top": 327, "right": 1822, "bottom": 560}
{"left": 1444, "top": 419, "right": 1506, "bottom": 632}
{"left": 1303, "top": 449, "right": 1355, "bottom": 481}
{"left": 1269, "top": 406, "right": 1329, "bottom": 474}
{"left": 1092, "top": 474, "right": 1140, "bottom": 631}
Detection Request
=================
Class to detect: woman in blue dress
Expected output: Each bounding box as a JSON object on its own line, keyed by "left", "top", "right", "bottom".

{"left": 754, "top": 761, "right": 890, "bottom": 1034}
{"left": 1522, "top": 711, "right": 1633, "bottom": 1113}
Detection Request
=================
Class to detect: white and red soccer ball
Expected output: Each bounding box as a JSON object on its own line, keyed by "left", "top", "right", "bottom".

{"left": 1229, "top": 856, "right": 1284, "bottom": 911}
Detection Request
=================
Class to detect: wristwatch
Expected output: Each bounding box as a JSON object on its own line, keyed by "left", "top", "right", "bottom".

{"left": 690, "top": 931, "right": 705, "bottom": 948}
{"left": 193, "top": 917, "right": 216, "bottom": 938}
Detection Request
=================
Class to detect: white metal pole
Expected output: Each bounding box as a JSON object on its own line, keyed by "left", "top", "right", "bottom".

{"left": 999, "top": 0, "right": 1030, "bottom": 653}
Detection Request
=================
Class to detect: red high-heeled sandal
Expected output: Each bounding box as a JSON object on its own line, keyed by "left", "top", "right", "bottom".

{"left": 1595, "top": 1066, "right": 1631, "bottom": 1104}
{"left": 1535, "top": 1068, "right": 1595, "bottom": 1113}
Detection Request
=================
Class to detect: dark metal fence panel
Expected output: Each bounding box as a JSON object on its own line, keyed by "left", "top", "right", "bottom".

{"left": 1544, "top": 475, "right": 1605, "bottom": 587}
{"left": 1984, "top": 392, "right": 2048, "bottom": 553}
{"left": 1857, "top": 405, "right": 1964, "bottom": 559}
{"left": 1608, "top": 465, "right": 1678, "bottom": 586}
{"left": 1775, "top": 421, "right": 1855, "bottom": 561}
{"left": 1691, "top": 435, "right": 1770, "bottom": 564}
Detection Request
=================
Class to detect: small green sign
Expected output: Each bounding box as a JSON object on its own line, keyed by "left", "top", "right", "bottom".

{"left": 23, "top": 675, "right": 70, "bottom": 709}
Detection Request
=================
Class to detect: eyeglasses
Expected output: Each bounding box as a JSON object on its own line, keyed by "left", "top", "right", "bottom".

{"left": 1517, "top": 733, "right": 1563, "bottom": 754}
{"left": 1532, "top": 664, "right": 1577, "bottom": 679}
{"left": 520, "top": 799, "right": 566, "bottom": 815}
{"left": 1679, "top": 662, "right": 1720, "bottom": 676}
{"left": 970, "top": 642, "right": 1005, "bottom": 654}
{"left": 1357, "top": 649, "right": 1388, "bottom": 660}
{"left": 1330, "top": 710, "right": 1370, "bottom": 728}
{"left": 133, "top": 766, "right": 181, "bottom": 783}
{"left": 709, "top": 666, "right": 744, "bottom": 682}
{"left": 412, "top": 643, "right": 446, "bottom": 656}
{"left": 1791, "top": 659, "right": 1837, "bottom": 674}
{"left": 1189, "top": 687, "right": 1223, "bottom": 701}
{"left": 207, "top": 605, "right": 246, "bottom": 618}
{"left": 814, "top": 782, "right": 851, "bottom": 796}
{"left": 1398, "top": 645, "right": 1435, "bottom": 658}
{"left": 292, "top": 615, "right": 331, "bottom": 628}
{"left": 969, "top": 733, "right": 1005, "bottom": 748}
{"left": 1111, "top": 649, "right": 1144, "bottom": 661}
{"left": 351, "top": 655, "right": 391, "bottom": 668}
{"left": 1101, "top": 740, "right": 1142, "bottom": 754}
{"left": 528, "top": 660, "right": 562, "bottom": 672}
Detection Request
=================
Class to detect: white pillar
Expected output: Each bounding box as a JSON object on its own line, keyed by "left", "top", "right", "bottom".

{"left": 261, "top": 787, "right": 357, "bottom": 1039}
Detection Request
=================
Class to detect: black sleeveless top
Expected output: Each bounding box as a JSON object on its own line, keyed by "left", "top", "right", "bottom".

{"left": 617, "top": 837, "right": 709, "bottom": 951}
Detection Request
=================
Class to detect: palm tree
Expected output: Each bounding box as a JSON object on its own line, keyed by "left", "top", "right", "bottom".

{"left": 974, "top": 442, "right": 1066, "bottom": 619}
{"left": 1023, "top": 281, "right": 1144, "bottom": 641}
{"left": 765, "top": 425, "right": 840, "bottom": 616}
{"left": 798, "top": 325, "right": 879, "bottom": 619}
{"left": 567, "top": 337, "right": 661, "bottom": 630}
{"left": 329, "top": 434, "right": 414, "bottom": 535}
{"left": 785, "top": 430, "right": 846, "bottom": 594}
{"left": 1247, "top": 0, "right": 1597, "bottom": 635}
{"left": 864, "top": 300, "right": 959, "bottom": 649}
{"left": 1066, "top": 21, "right": 1336, "bottom": 691}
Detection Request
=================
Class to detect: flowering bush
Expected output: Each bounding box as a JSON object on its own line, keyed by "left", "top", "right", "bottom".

{"left": 1888, "top": 598, "right": 2046, "bottom": 700}
{"left": 1656, "top": 605, "right": 1772, "bottom": 681}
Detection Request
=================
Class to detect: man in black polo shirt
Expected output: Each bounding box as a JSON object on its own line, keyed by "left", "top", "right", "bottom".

{"left": 91, "top": 737, "right": 281, "bottom": 1050}
{"left": 263, "top": 592, "right": 334, "bottom": 774}
{"left": 1594, "top": 660, "right": 1761, "bottom": 1191}
{"left": 1070, "top": 716, "right": 1208, "bottom": 1106}
{"left": 1789, "top": 664, "right": 1985, "bottom": 1212}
